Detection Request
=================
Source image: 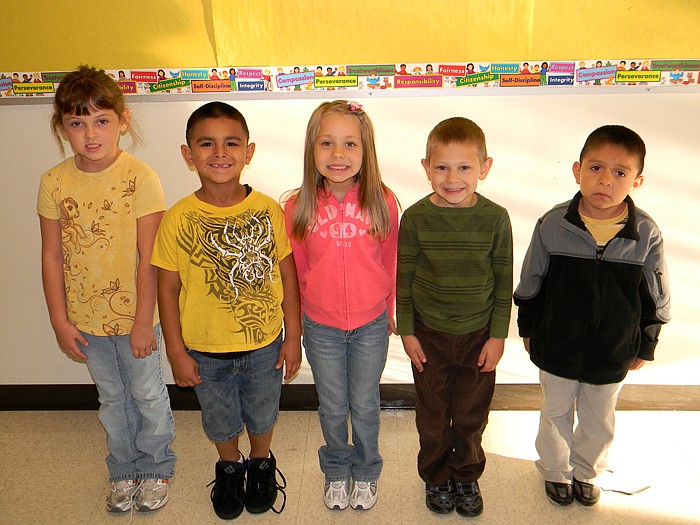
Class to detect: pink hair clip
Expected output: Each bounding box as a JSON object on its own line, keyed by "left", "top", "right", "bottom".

{"left": 347, "top": 101, "right": 363, "bottom": 112}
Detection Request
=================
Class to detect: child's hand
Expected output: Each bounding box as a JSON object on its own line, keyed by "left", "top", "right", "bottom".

{"left": 129, "top": 321, "right": 157, "bottom": 359}
{"left": 478, "top": 337, "right": 504, "bottom": 372}
{"left": 523, "top": 337, "right": 531, "bottom": 353}
{"left": 388, "top": 316, "right": 398, "bottom": 335}
{"left": 53, "top": 319, "right": 88, "bottom": 361}
{"left": 401, "top": 335, "right": 427, "bottom": 372}
{"left": 277, "top": 338, "right": 302, "bottom": 381}
{"left": 170, "top": 351, "right": 202, "bottom": 387}
{"left": 629, "top": 357, "right": 647, "bottom": 370}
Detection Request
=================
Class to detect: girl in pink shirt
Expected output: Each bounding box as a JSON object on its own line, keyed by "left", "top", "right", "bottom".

{"left": 284, "top": 100, "right": 398, "bottom": 511}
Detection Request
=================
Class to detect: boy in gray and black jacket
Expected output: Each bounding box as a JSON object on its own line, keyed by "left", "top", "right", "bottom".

{"left": 514, "top": 125, "right": 670, "bottom": 507}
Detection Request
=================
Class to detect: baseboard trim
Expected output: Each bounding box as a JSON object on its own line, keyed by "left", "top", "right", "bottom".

{"left": 1, "top": 384, "right": 698, "bottom": 411}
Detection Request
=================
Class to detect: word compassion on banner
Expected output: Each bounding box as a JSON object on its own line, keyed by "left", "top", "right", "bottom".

{"left": 2, "top": 59, "right": 698, "bottom": 98}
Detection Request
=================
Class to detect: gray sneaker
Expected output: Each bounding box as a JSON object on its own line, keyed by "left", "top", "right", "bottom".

{"left": 134, "top": 478, "right": 169, "bottom": 512}
{"left": 350, "top": 480, "right": 377, "bottom": 510}
{"left": 106, "top": 479, "right": 138, "bottom": 513}
{"left": 324, "top": 479, "right": 350, "bottom": 510}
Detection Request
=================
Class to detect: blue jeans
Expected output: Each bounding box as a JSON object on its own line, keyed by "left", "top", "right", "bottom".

{"left": 303, "top": 312, "right": 389, "bottom": 482}
{"left": 187, "top": 332, "right": 283, "bottom": 441}
{"left": 82, "top": 325, "right": 177, "bottom": 481}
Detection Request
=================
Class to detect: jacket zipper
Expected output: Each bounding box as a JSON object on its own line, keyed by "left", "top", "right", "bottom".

{"left": 339, "top": 202, "right": 349, "bottom": 328}
{"left": 653, "top": 268, "right": 664, "bottom": 295}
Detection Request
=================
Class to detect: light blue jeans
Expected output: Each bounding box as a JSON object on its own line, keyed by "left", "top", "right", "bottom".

{"left": 303, "top": 312, "right": 389, "bottom": 482}
{"left": 82, "top": 325, "right": 177, "bottom": 481}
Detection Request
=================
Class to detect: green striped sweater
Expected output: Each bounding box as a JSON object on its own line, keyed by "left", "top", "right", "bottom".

{"left": 397, "top": 193, "right": 513, "bottom": 337}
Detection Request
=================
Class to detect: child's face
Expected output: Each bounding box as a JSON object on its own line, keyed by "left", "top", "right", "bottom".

{"left": 314, "top": 113, "right": 363, "bottom": 194}
{"left": 181, "top": 117, "right": 255, "bottom": 188}
{"left": 573, "top": 144, "right": 643, "bottom": 219}
{"left": 422, "top": 141, "right": 492, "bottom": 208}
{"left": 59, "top": 108, "right": 128, "bottom": 173}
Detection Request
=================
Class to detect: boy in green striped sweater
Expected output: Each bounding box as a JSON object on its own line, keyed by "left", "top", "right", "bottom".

{"left": 397, "top": 117, "right": 513, "bottom": 518}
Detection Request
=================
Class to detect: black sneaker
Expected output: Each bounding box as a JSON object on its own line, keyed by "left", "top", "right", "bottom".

{"left": 573, "top": 478, "right": 600, "bottom": 506}
{"left": 208, "top": 459, "right": 246, "bottom": 520}
{"left": 454, "top": 480, "right": 483, "bottom": 517}
{"left": 425, "top": 480, "right": 455, "bottom": 514}
{"left": 545, "top": 480, "right": 573, "bottom": 506}
{"left": 245, "top": 450, "right": 287, "bottom": 514}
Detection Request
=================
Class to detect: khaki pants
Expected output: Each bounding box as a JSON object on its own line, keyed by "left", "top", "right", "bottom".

{"left": 412, "top": 317, "right": 494, "bottom": 485}
{"left": 535, "top": 369, "right": 623, "bottom": 484}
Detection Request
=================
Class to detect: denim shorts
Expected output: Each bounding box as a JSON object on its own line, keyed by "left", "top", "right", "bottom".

{"left": 187, "top": 332, "right": 283, "bottom": 442}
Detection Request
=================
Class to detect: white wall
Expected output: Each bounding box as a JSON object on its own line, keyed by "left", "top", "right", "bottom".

{"left": 2, "top": 87, "right": 698, "bottom": 386}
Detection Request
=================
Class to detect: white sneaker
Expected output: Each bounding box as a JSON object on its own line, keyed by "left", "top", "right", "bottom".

{"left": 134, "top": 478, "right": 169, "bottom": 512}
{"left": 350, "top": 480, "right": 377, "bottom": 510}
{"left": 106, "top": 479, "right": 138, "bottom": 513}
{"left": 324, "top": 479, "right": 350, "bottom": 510}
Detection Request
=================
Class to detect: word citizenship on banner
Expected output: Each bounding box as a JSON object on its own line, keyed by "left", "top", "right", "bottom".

{"left": 150, "top": 78, "right": 191, "bottom": 92}
{"left": 456, "top": 72, "right": 499, "bottom": 86}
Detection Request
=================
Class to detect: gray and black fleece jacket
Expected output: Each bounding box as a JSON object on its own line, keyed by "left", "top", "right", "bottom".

{"left": 513, "top": 192, "right": 670, "bottom": 385}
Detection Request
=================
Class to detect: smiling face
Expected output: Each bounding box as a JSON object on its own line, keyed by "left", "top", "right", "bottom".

{"left": 573, "top": 144, "right": 643, "bottom": 219}
{"left": 181, "top": 117, "right": 255, "bottom": 191}
{"left": 59, "top": 108, "right": 128, "bottom": 173}
{"left": 313, "top": 113, "right": 363, "bottom": 198}
{"left": 422, "top": 141, "right": 492, "bottom": 208}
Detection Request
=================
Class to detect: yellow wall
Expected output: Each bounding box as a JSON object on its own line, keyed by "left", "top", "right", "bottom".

{"left": 1, "top": 0, "right": 698, "bottom": 71}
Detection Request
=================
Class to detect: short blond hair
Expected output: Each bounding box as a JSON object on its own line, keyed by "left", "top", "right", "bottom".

{"left": 425, "top": 117, "right": 488, "bottom": 163}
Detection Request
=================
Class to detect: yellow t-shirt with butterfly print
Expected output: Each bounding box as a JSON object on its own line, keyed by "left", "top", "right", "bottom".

{"left": 37, "top": 152, "right": 166, "bottom": 335}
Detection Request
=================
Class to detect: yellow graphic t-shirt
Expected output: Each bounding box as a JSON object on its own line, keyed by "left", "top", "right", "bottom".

{"left": 151, "top": 190, "right": 291, "bottom": 353}
{"left": 37, "top": 152, "right": 166, "bottom": 335}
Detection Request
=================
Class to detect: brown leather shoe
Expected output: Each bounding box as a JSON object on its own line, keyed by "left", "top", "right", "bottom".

{"left": 573, "top": 479, "right": 600, "bottom": 506}
{"left": 544, "top": 480, "right": 573, "bottom": 505}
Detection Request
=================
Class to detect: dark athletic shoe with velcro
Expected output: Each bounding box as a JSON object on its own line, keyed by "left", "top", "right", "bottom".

{"left": 425, "top": 480, "right": 455, "bottom": 514}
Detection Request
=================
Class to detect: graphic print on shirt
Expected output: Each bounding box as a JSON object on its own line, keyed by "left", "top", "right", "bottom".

{"left": 311, "top": 201, "right": 370, "bottom": 247}
{"left": 56, "top": 180, "right": 135, "bottom": 336}
{"left": 179, "top": 208, "right": 280, "bottom": 345}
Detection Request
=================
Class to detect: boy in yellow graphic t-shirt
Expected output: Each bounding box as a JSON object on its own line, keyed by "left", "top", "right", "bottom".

{"left": 152, "top": 101, "right": 301, "bottom": 520}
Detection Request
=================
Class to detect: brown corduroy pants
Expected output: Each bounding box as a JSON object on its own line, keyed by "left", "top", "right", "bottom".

{"left": 412, "top": 316, "right": 495, "bottom": 485}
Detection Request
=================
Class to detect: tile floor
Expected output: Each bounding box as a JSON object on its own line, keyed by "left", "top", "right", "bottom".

{"left": 0, "top": 409, "right": 698, "bottom": 524}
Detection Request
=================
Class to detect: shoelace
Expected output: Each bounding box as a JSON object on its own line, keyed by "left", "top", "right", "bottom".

{"left": 249, "top": 464, "right": 287, "bottom": 514}
{"left": 326, "top": 480, "right": 348, "bottom": 500}
{"left": 352, "top": 481, "right": 375, "bottom": 496}
{"left": 207, "top": 469, "right": 245, "bottom": 506}
{"left": 108, "top": 479, "right": 139, "bottom": 517}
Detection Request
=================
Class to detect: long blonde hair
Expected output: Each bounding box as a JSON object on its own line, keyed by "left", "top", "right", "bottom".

{"left": 287, "top": 100, "right": 394, "bottom": 240}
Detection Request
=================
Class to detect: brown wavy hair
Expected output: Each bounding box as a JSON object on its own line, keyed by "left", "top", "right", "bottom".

{"left": 50, "top": 65, "right": 140, "bottom": 155}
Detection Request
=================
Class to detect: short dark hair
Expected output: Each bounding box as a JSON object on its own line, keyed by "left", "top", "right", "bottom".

{"left": 185, "top": 101, "right": 249, "bottom": 145}
{"left": 580, "top": 125, "right": 646, "bottom": 174}
{"left": 426, "top": 117, "right": 488, "bottom": 163}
